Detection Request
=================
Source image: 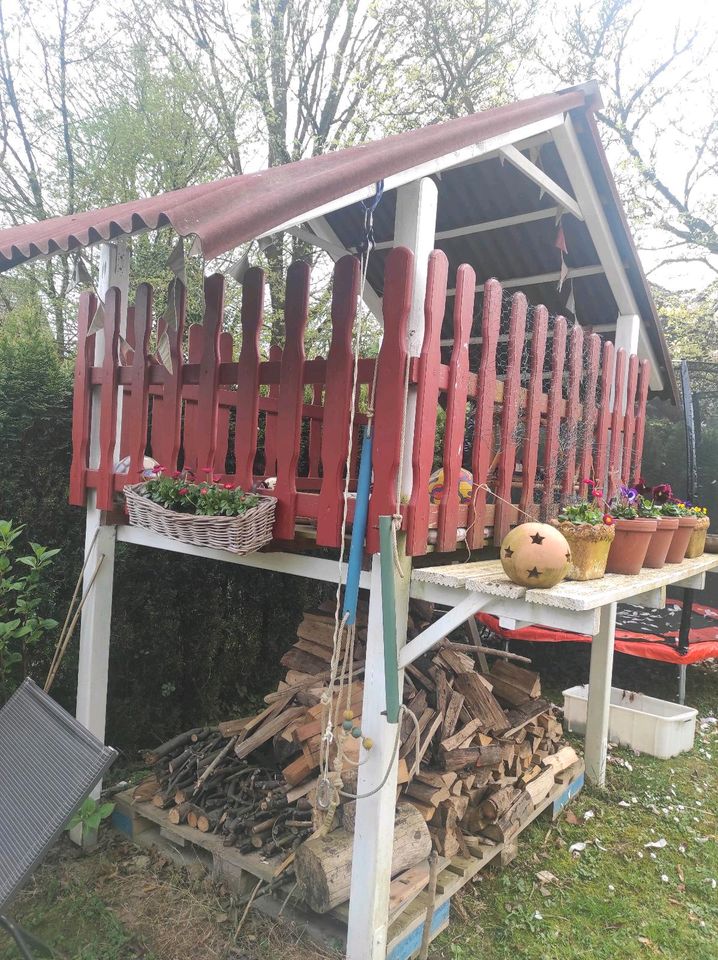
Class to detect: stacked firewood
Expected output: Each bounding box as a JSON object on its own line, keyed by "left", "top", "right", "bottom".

{"left": 138, "top": 602, "right": 579, "bottom": 903}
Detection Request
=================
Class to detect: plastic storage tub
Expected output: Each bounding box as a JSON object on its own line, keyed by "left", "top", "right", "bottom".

{"left": 562, "top": 685, "right": 698, "bottom": 758}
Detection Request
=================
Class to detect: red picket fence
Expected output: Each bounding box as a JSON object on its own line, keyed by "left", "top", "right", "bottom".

{"left": 69, "top": 247, "right": 650, "bottom": 556}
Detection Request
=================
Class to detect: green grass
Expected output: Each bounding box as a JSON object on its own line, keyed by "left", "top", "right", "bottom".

{"left": 2, "top": 657, "right": 717, "bottom": 960}
{"left": 434, "top": 661, "right": 718, "bottom": 960}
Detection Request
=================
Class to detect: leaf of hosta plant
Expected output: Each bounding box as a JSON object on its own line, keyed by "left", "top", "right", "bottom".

{"left": 67, "top": 813, "right": 81, "bottom": 831}
{"left": 97, "top": 802, "right": 115, "bottom": 820}
{"left": 85, "top": 812, "right": 103, "bottom": 830}
{"left": 80, "top": 796, "right": 96, "bottom": 817}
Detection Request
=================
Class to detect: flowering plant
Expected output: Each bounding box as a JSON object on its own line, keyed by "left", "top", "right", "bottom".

{"left": 636, "top": 495, "right": 662, "bottom": 519}
{"left": 558, "top": 501, "right": 606, "bottom": 525}
{"left": 140, "top": 468, "right": 260, "bottom": 517}
{"left": 606, "top": 485, "right": 639, "bottom": 520}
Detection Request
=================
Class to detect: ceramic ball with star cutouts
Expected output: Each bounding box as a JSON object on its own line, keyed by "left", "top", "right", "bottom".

{"left": 500, "top": 522, "right": 571, "bottom": 588}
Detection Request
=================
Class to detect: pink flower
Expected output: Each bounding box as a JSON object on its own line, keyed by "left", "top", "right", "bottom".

{"left": 603, "top": 514, "right": 614, "bottom": 526}
{"left": 171, "top": 470, "right": 181, "bottom": 478}
{"left": 223, "top": 483, "right": 234, "bottom": 490}
{"left": 178, "top": 486, "right": 189, "bottom": 495}
{"left": 202, "top": 466, "right": 213, "bottom": 474}
{"left": 200, "top": 487, "right": 208, "bottom": 495}
{"left": 594, "top": 488, "right": 604, "bottom": 499}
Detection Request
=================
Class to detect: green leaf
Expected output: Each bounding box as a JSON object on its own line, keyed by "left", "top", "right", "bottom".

{"left": 85, "top": 811, "right": 103, "bottom": 831}
{"left": 97, "top": 802, "right": 115, "bottom": 820}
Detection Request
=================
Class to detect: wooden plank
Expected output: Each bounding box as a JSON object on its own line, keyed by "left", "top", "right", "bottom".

{"left": 540, "top": 315, "right": 566, "bottom": 520}
{"left": 124, "top": 284, "right": 152, "bottom": 482}
{"left": 577, "top": 333, "right": 601, "bottom": 498}
{"left": 214, "top": 331, "right": 233, "bottom": 474}
{"left": 189, "top": 274, "right": 224, "bottom": 478}
{"left": 593, "top": 339, "right": 614, "bottom": 491}
{"left": 69, "top": 291, "right": 97, "bottom": 506}
{"left": 560, "top": 323, "right": 584, "bottom": 497}
{"left": 437, "top": 263, "right": 475, "bottom": 552}
{"left": 182, "top": 324, "right": 203, "bottom": 474}
{"left": 274, "top": 262, "right": 311, "bottom": 539}
{"left": 632, "top": 359, "right": 650, "bottom": 481}
{"left": 150, "top": 279, "right": 186, "bottom": 472}
{"left": 493, "top": 293, "right": 527, "bottom": 543}
{"left": 518, "top": 305, "right": 547, "bottom": 520}
{"left": 95, "top": 287, "right": 121, "bottom": 510}
{"left": 235, "top": 706, "right": 306, "bottom": 759}
{"left": 316, "top": 255, "right": 359, "bottom": 547}
{"left": 607, "top": 347, "right": 627, "bottom": 499}
{"left": 467, "top": 278, "right": 501, "bottom": 549}
{"left": 234, "top": 267, "right": 265, "bottom": 490}
{"left": 264, "top": 343, "right": 282, "bottom": 476}
{"left": 622, "top": 353, "right": 639, "bottom": 486}
{"left": 366, "top": 247, "right": 413, "bottom": 553}
{"left": 406, "top": 251, "right": 448, "bottom": 556}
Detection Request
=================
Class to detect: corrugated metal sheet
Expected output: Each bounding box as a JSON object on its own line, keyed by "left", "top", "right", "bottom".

{"left": 0, "top": 81, "right": 674, "bottom": 397}
{"left": 0, "top": 87, "right": 585, "bottom": 271}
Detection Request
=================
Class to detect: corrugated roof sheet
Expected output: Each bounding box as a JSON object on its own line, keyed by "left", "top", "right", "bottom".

{"left": 0, "top": 87, "right": 585, "bottom": 271}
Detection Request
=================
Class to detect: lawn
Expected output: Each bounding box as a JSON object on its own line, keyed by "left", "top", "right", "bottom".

{"left": 2, "top": 653, "right": 717, "bottom": 960}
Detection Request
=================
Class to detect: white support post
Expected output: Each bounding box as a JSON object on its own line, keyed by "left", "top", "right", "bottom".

{"left": 584, "top": 602, "right": 617, "bottom": 787}
{"left": 346, "top": 178, "right": 437, "bottom": 960}
{"left": 74, "top": 240, "right": 129, "bottom": 826}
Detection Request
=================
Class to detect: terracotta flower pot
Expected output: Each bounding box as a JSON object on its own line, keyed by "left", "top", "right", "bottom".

{"left": 605, "top": 518, "right": 657, "bottom": 575}
{"left": 685, "top": 515, "right": 710, "bottom": 559}
{"left": 552, "top": 520, "right": 615, "bottom": 581}
{"left": 643, "top": 516, "right": 679, "bottom": 569}
{"left": 665, "top": 516, "right": 699, "bottom": 563}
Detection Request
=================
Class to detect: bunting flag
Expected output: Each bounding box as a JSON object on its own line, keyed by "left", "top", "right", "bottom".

{"left": 86, "top": 300, "right": 105, "bottom": 337}
{"left": 166, "top": 237, "right": 187, "bottom": 287}
{"left": 565, "top": 279, "right": 576, "bottom": 316}
{"left": 157, "top": 330, "right": 172, "bottom": 373}
{"left": 555, "top": 214, "right": 569, "bottom": 292}
{"left": 119, "top": 335, "right": 134, "bottom": 365}
{"left": 74, "top": 256, "right": 93, "bottom": 288}
{"left": 226, "top": 250, "right": 250, "bottom": 283}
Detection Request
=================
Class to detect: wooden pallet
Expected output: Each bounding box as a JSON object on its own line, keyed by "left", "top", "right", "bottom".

{"left": 112, "top": 761, "right": 583, "bottom": 958}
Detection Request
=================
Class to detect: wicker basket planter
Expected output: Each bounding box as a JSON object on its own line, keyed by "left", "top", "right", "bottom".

{"left": 124, "top": 484, "right": 276, "bottom": 554}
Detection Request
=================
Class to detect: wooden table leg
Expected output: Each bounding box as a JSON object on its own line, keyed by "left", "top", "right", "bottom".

{"left": 584, "top": 602, "right": 616, "bottom": 787}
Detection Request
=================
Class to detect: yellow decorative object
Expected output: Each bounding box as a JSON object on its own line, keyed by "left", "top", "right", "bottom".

{"left": 428, "top": 467, "right": 473, "bottom": 504}
{"left": 500, "top": 522, "right": 570, "bottom": 588}
{"left": 343, "top": 709, "right": 354, "bottom": 721}
{"left": 362, "top": 737, "right": 374, "bottom": 750}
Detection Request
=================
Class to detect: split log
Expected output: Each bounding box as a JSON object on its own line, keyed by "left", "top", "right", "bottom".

{"left": 523, "top": 767, "right": 555, "bottom": 806}
{"left": 542, "top": 745, "right": 579, "bottom": 774}
{"left": 480, "top": 785, "right": 520, "bottom": 821}
{"left": 453, "top": 673, "right": 508, "bottom": 732}
{"left": 490, "top": 661, "right": 541, "bottom": 698}
{"left": 481, "top": 789, "right": 533, "bottom": 843}
{"left": 295, "top": 803, "right": 431, "bottom": 913}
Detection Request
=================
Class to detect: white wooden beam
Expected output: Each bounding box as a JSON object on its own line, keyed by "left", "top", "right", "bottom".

{"left": 499, "top": 145, "right": 583, "bottom": 220}
{"left": 347, "top": 552, "right": 409, "bottom": 960}
{"left": 73, "top": 241, "right": 129, "bottom": 844}
{"left": 259, "top": 113, "right": 566, "bottom": 238}
{"left": 399, "top": 593, "right": 491, "bottom": 668}
{"left": 307, "top": 216, "right": 385, "bottom": 325}
{"left": 374, "top": 206, "right": 560, "bottom": 250}
{"left": 552, "top": 116, "right": 663, "bottom": 392}
{"left": 446, "top": 264, "right": 604, "bottom": 296}
{"left": 584, "top": 602, "right": 617, "bottom": 787}
{"left": 117, "top": 524, "right": 372, "bottom": 588}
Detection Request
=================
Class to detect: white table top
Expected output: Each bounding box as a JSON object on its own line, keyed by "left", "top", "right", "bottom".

{"left": 412, "top": 553, "right": 718, "bottom": 612}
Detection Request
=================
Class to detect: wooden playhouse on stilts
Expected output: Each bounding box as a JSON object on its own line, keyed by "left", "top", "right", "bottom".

{"left": 4, "top": 81, "right": 714, "bottom": 959}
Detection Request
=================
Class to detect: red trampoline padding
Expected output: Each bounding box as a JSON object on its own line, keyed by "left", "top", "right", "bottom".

{"left": 476, "top": 600, "right": 718, "bottom": 666}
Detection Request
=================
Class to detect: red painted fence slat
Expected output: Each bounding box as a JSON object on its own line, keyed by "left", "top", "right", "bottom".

{"left": 214, "top": 331, "right": 234, "bottom": 474}
{"left": 632, "top": 359, "right": 651, "bottom": 482}
{"left": 119, "top": 304, "right": 135, "bottom": 460}
{"left": 316, "top": 255, "right": 360, "bottom": 548}
{"left": 234, "top": 267, "right": 265, "bottom": 490}
{"left": 190, "top": 274, "right": 224, "bottom": 478}
{"left": 366, "top": 247, "right": 413, "bottom": 554}
{"left": 125, "top": 284, "right": 152, "bottom": 483}
{"left": 95, "top": 287, "right": 122, "bottom": 510}
{"left": 622, "top": 353, "right": 639, "bottom": 487}
{"left": 406, "top": 251, "right": 448, "bottom": 556}
{"left": 69, "top": 292, "right": 97, "bottom": 506}
{"left": 308, "top": 382, "right": 323, "bottom": 477}
{"left": 518, "top": 305, "right": 548, "bottom": 520}
{"left": 274, "top": 261, "right": 311, "bottom": 540}
{"left": 438, "top": 264, "right": 475, "bottom": 552}
{"left": 467, "top": 278, "right": 502, "bottom": 550}
{"left": 607, "top": 348, "right": 627, "bottom": 499}
{"left": 150, "top": 280, "right": 186, "bottom": 472}
{"left": 541, "top": 315, "right": 567, "bottom": 519}
{"left": 264, "top": 343, "right": 282, "bottom": 476}
{"left": 182, "top": 324, "right": 203, "bottom": 473}
{"left": 560, "top": 323, "right": 584, "bottom": 497}
{"left": 577, "top": 333, "right": 601, "bottom": 499}
{"left": 493, "top": 293, "right": 527, "bottom": 544}
{"left": 594, "top": 340, "right": 615, "bottom": 494}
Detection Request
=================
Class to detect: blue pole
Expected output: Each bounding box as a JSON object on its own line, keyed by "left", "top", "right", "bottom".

{"left": 342, "top": 432, "right": 372, "bottom": 625}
